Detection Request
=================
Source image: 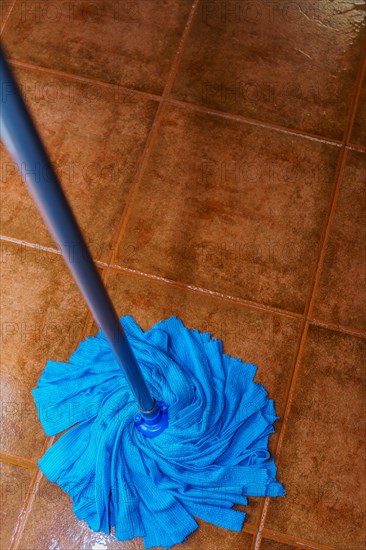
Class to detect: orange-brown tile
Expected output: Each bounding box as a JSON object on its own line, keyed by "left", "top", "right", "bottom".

{"left": 172, "top": 522, "right": 253, "bottom": 549}
{"left": 260, "top": 537, "right": 300, "bottom": 550}
{"left": 0, "top": 0, "right": 12, "bottom": 26}
{"left": 0, "top": 241, "right": 90, "bottom": 461}
{"left": 2, "top": 0, "right": 192, "bottom": 95}
{"left": 0, "top": 461, "right": 35, "bottom": 549}
{"left": 17, "top": 476, "right": 143, "bottom": 549}
{"left": 100, "top": 268, "right": 300, "bottom": 526}
{"left": 312, "top": 150, "right": 366, "bottom": 330}
{"left": 114, "top": 104, "right": 339, "bottom": 313}
{"left": 265, "top": 326, "right": 366, "bottom": 549}
{"left": 171, "top": 0, "right": 366, "bottom": 139}
{"left": 0, "top": 67, "right": 158, "bottom": 261}
{"left": 351, "top": 73, "right": 366, "bottom": 148}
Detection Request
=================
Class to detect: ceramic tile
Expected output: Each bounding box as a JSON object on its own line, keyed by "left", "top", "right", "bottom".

{"left": 173, "top": 523, "right": 253, "bottom": 549}
{"left": 2, "top": 0, "right": 192, "bottom": 95}
{"left": 351, "top": 73, "right": 366, "bottom": 148}
{"left": 171, "top": 0, "right": 366, "bottom": 139}
{"left": 17, "top": 476, "right": 143, "bottom": 550}
{"left": 98, "top": 268, "right": 301, "bottom": 526}
{"left": 0, "top": 461, "right": 35, "bottom": 549}
{"left": 0, "top": 241, "right": 91, "bottom": 461}
{"left": 265, "top": 326, "right": 366, "bottom": 549}
{"left": 260, "top": 538, "right": 299, "bottom": 550}
{"left": 312, "top": 150, "right": 366, "bottom": 330}
{"left": 0, "top": 0, "right": 12, "bottom": 25}
{"left": 114, "top": 104, "right": 339, "bottom": 313}
{"left": 1, "top": 2, "right": 364, "bottom": 548}
{"left": 0, "top": 66, "right": 158, "bottom": 261}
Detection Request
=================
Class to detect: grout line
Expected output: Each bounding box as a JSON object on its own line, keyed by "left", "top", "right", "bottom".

{"left": 161, "top": 2, "right": 200, "bottom": 98}
{"left": 343, "top": 49, "right": 366, "bottom": 145}
{"left": 0, "top": 234, "right": 109, "bottom": 267}
{"left": 253, "top": 41, "right": 366, "bottom": 548}
{"left": 258, "top": 530, "right": 336, "bottom": 550}
{"left": 276, "top": 320, "right": 306, "bottom": 423}
{"left": 346, "top": 143, "right": 366, "bottom": 154}
{"left": 2, "top": 235, "right": 364, "bottom": 339}
{"left": 0, "top": 453, "right": 37, "bottom": 470}
{"left": 309, "top": 317, "right": 366, "bottom": 338}
{"left": 261, "top": 530, "right": 336, "bottom": 550}
{"left": 7, "top": 58, "right": 163, "bottom": 103}
{"left": 80, "top": 267, "right": 110, "bottom": 337}
{"left": 252, "top": 498, "right": 266, "bottom": 532}
{"left": 250, "top": 532, "right": 258, "bottom": 550}
{"left": 38, "top": 439, "right": 50, "bottom": 458}
{"left": 80, "top": 310, "right": 94, "bottom": 338}
{"left": 0, "top": 235, "right": 62, "bottom": 255}
{"left": 165, "top": 98, "right": 343, "bottom": 147}
{"left": 10, "top": 467, "right": 43, "bottom": 550}
{"left": 302, "top": 146, "right": 347, "bottom": 315}
{"left": 107, "top": 263, "right": 304, "bottom": 320}
{"left": 0, "top": 0, "right": 16, "bottom": 35}
{"left": 243, "top": 524, "right": 257, "bottom": 534}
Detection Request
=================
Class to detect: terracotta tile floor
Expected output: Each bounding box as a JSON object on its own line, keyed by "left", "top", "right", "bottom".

{"left": 0, "top": 1, "right": 365, "bottom": 549}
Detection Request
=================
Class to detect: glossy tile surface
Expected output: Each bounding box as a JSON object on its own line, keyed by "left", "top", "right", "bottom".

{"left": 101, "top": 269, "right": 300, "bottom": 526}
{"left": 265, "top": 326, "right": 366, "bottom": 549}
{"left": 0, "top": 461, "right": 35, "bottom": 549}
{"left": 171, "top": 1, "right": 366, "bottom": 139}
{"left": 351, "top": 73, "right": 366, "bottom": 148}
{"left": 0, "top": 242, "right": 89, "bottom": 461}
{"left": 0, "top": 0, "right": 365, "bottom": 548}
{"left": 2, "top": 0, "right": 192, "bottom": 95}
{"left": 17, "top": 476, "right": 143, "bottom": 550}
{"left": 0, "top": 67, "right": 158, "bottom": 261}
{"left": 312, "top": 150, "right": 366, "bottom": 330}
{"left": 115, "top": 104, "right": 339, "bottom": 313}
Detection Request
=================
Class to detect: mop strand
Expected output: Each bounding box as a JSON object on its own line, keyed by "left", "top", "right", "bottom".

{"left": 33, "top": 316, "right": 285, "bottom": 549}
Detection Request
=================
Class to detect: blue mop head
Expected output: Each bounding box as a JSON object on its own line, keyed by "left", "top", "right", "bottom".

{"left": 33, "top": 316, "right": 285, "bottom": 549}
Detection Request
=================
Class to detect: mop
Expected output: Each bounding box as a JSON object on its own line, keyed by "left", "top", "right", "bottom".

{"left": 0, "top": 50, "right": 285, "bottom": 549}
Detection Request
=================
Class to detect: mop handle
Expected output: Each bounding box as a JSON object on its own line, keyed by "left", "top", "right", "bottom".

{"left": 0, "top": 50, "right": 157, "bottom": 416}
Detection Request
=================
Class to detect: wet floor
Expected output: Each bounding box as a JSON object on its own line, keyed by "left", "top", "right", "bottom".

{"left": 1, "top": 1, "right": 365, "bottom": 549}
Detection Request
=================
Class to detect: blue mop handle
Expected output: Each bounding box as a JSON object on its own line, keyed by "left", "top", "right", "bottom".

{"left": 0, "top": 50, "right": 157, "bottom": 416}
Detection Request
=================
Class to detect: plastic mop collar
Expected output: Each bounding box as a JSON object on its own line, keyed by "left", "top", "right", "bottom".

{"left": 0, "top": 50, "right": 285, "bottom": 549}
